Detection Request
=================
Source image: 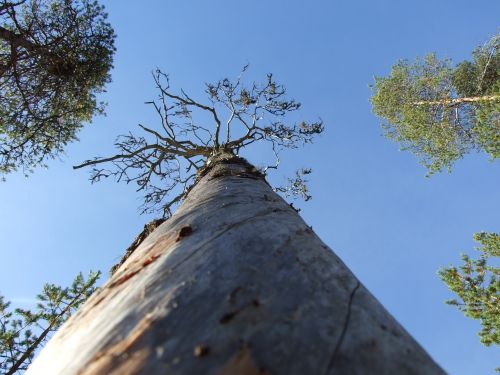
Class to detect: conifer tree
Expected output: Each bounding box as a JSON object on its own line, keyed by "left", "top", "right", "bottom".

{"left": 371, "top": 31, "right": 499, "bottom": 365}
{"left": 0, "top": 271, "right": 100, "bottom": 374}
{"left": 439, "top": 233, "right": 499, "bottom": 348}
{"left": 371, "top": 31, "right": 499, "bottom": 175}
{"left": 0, "top": 0, "right": 115, "bottom": 175}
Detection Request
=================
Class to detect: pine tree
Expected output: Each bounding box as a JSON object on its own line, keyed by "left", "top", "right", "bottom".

{"left": 0, "top": 0, "right": 115, "bottom": 175}
{"left": 439, "top": 233, "right": 499, "bottom": 348}
{"left": 370, "top": 31, "right": 499, "bottom": 175}
{"left": 371, "top": 30, "right": 499, "bottom": 369}
{"left": 0, "top": 271, "right": 100, "bottom": 374}
{"left": 27, "top": 68, "right": 444, "bottom": 374}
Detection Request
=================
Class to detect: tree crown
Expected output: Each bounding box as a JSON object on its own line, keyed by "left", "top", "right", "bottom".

{"left": 0, "top": 0, "right": 116, "bottom": 175}
{"left": 370, "top": 31, "right": 499, "bottom": 175}
{"left": 75, "top": 66, "right": 323, "bottom": 217}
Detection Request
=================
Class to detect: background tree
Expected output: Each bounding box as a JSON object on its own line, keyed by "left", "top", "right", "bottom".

{"left": 0, "top": 271, "right": 100, "bottom": 374}
{"left": 26, "top": 70, "right": 444, "bottom": 374}
{"left": 0, "top": 0, "right": 115, "bottom": 175}
{"left": 439, "top": 233, "right": 499, "bottom": 348}
{"left": 370, "top": 31, "right": 499, "bottom": 175}
{"left": 370, "top": 30, "right": 499, "bottom": 368}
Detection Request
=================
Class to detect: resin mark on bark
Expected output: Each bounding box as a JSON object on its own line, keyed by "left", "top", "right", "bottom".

{"left": 176, "top": 225, "right": 193, "bottom": 242}
{"left": 216, "top": 345, "right": 271, "bottom": 375}
{"left": 323, "top": 281, "right": 361, "bottom": 375}
{"left": 219, "top": 299, "right": 261, "bottom": 324}
{"left": 109, "top": 254, "right": 163, "bottom": 288}
{"left": 142, "top": 253, "right": 162, "bottom": 267}
{"left": 108, "top": 269, "right": 142, "bottom": 288}
{"left": 194, "top": 344, "right": 210, "bottom": 357}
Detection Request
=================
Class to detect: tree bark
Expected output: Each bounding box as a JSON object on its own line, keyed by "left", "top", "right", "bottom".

{"left": 0, "top": 25, "right": 36, "bottom": 51}
{"left": 27, "top": 155, "right": 445, "bottom": 375}
{"left": 413, "top": 95, "right": 500, "bottom": 106}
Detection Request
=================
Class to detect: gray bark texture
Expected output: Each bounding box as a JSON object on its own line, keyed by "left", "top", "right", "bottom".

{"left": 27, "top": 155, "right": 445, "bottom": 375}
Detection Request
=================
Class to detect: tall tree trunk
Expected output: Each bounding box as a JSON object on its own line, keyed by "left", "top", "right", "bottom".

{"left": 27, "top": 155, "right": 444, "bottom": 375}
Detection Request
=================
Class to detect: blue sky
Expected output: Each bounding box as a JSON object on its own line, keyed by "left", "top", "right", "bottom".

{"left": 1, "top": 0, "right": 499, "bottom": 373}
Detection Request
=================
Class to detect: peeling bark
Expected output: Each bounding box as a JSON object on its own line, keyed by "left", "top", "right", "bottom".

{"left": 110, "top": 218, "right": 166, "bottom": 275}
{"left": 27, "top": 156, "right": 445, "bottom": 375}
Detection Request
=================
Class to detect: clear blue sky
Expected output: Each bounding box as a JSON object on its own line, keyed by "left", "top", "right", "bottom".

{"left": 1, "top": 0, "right": 499, "bottom": 373}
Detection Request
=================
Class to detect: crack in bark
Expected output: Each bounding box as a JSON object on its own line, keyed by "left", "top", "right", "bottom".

{"left": 323, "top": 280, "right": 360, "bottom": 375}
{"left": 219, "top": 299, "right": 260, "bottom": 324}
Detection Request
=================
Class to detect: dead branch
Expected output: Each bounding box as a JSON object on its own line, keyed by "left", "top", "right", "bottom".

{"left": 75, "top": 67, "right": 323, "bottom": 216}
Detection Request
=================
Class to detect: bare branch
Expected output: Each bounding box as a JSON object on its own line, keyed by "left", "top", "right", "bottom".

{"left": 77, "top": 67, "right": 323, "bottom": 216}
{"left": 275, "top": 168, "right": 313, "bottom": 202}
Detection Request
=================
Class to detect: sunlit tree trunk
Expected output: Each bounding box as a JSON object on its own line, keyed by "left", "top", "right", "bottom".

{"left": 27, "top": 155, "right": 444, "bottom": 375}
{"left": 413, "top": 94, "right": 500, "bottom": 105}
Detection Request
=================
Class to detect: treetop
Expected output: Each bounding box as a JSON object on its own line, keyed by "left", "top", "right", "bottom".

{"left": 74, "top": 66, "right": 323, "bottom": 217}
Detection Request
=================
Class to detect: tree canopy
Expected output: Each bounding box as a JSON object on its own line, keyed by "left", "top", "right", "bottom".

{"left": 0, "top": 0, "right": 115, "bottom": 175}
{"left": 74, "top": 66, "right": 323, "bottom": 217}
{"left": 371, "top": 31, "right": 499, "bottom": 175}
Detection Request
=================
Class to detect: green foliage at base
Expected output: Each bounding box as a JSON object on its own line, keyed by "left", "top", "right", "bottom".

{"left": 0, "top": 271, "right": 100, "bottom": 374}
{"left": 439, "top": 233, "right": 499, "bottom": 348}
